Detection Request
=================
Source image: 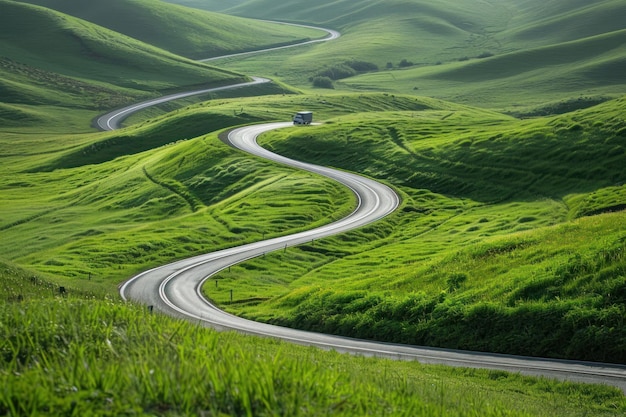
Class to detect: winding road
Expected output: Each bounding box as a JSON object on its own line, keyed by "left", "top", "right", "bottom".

{"left": 98, "top": 21, "right": 626, "bottom": 392}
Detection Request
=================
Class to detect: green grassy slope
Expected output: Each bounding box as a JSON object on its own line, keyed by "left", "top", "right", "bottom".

{"left": 207, "top": 96, "right": 626, "bottom": 363}
{"left": 164, "top": 0, "right": 243, "bottom": 12}
{"left": 174, "top": 0, "right": 513, "bottom": 76}
{"left": 501, "top": 0, "right": 626, "bottom": 47}
{"left": 0, "top": 1, "right": 243, "bottom": 89}
{"left": 343, "top": 29, "right": 626, "bottom": 111}
{"left": 202, "top": 0, "right": 625, "bottom": 112}
{"left": 0, "top": 0, "right": 246, "bottom": 122}
{"left": 4, "top": 94, "right": 429, "bottom": 292}
{"left": 171, "top": 0, "right": 506, "bottom": 30}
{"left": 16, "top": 0, "right": 326, "bottom": 59}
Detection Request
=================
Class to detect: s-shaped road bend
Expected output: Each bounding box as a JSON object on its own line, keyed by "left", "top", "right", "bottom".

{"left": 98, "top": 23, "right": 626, "bottom": 393}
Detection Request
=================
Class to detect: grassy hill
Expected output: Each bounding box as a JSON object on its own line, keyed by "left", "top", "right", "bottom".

{"left": 191, "top": 0, "right": 626, "bottom": 112}
{"left": 165, "top": 0, "right": 243, "bottom": 12}
{"left": 204, "top": 95, "right": 626, "bottom": 363}
{"left": 202, "top": 0, "right": 513, "bottom": 71}
{"left": 0, "top": 0, "right": 249, "bottom": 128}
{"left": 342, "top": 28, "right": 626, "bottom": 112}
{"left": 16, "top": 0, "right": 326, "bottom": 59}
{"left": 2, "top": 89, "right": 624, "bottom": 364}
{"left": 501, "top": 0, "right": 626, "bottom": 47}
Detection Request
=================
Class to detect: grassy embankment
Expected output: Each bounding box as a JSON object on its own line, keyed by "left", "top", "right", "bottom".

{"left": 206, "top": 96, "right": 626, "bottom": 363}
{"left": 2, "top": 263, "right": 625, "bottom": 416}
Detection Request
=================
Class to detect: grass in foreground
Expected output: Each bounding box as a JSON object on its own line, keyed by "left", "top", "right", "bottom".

{"left": 1, "top": 267, "right": 624, "bottom": 416}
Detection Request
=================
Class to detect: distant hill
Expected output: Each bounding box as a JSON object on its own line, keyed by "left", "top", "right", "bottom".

{"left": 187, "top": 0, "right": 625, "bottom": 111}
{"left": 0, "top": 0, "right": 246, "bottom": 112}
{"left": 15, "top": 0, "right": 325, "bottom": 59}
{"left": 342, "top": 27, "right": 626, "bottom": 111}
{"left": 164, "top": 0, "right": 244, "bottom": 13}
{"left": 499, "top": 0, "right": 626, "bottom": 48}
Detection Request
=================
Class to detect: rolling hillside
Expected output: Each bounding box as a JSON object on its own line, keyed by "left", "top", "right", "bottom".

{"left": 15, "top": 0, "right": 326, "bottom": 59}
{"left": 342, "top": 28, "right": 626, "bottom": 111}
{"left": 0, "top": 0, "right": 249, "bottom": 128}
{"left": 176, "top": 0, "right": 626, "bottom": 112}
{"left": 177, "top": 0, "right": 513, "bottom": 65}
{"left": 211, "top": 95, "right": 626, "bottom": 363}
{"left": 501, "top": 0, "right": 626, "bottom": 47}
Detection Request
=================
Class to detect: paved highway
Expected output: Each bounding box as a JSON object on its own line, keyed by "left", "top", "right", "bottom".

{"left": 96, "top": 21, "right": 626, "bottom": 392}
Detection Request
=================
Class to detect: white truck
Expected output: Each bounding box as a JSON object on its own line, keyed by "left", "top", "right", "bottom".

{"left": 293, "top": 111, "right": 313, "bottom": 125}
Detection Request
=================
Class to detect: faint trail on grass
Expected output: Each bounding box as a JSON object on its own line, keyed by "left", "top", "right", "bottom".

{"left": 142, "top": 166, "right": 202, "bottom": 212}
{"left": 0, "top": 205, "right": 70, "bottom": 232}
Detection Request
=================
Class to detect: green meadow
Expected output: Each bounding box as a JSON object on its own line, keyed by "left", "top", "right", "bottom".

{"left": 1, "top": 0, "right": 626, "bottom": 414}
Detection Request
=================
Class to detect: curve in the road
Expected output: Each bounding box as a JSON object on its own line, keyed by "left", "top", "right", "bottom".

{"left": 97, "top": 77, "right": 269, "bottom": 131}
{"left": 200, "top": 22, "right": 340, "bottom": 62}
{"left": 97, "top": 21, "right": 339, "bottom": 131}
{"left": 97, "top": 21, "right": 626, "bottom": 392}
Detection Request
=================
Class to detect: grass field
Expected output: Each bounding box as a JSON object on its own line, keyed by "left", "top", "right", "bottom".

{"left": 2, "top": 0, "right": 626, "bottom": 414}
{"left": 2, "top": 264, "right": 625, "bottom": 416}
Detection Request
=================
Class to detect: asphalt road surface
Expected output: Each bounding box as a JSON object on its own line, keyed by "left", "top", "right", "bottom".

{"left": 95, "top": 21, "right": 626, "bottom": 392}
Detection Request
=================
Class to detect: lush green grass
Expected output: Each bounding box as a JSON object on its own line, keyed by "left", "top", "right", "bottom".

{"left": 2, "top": 266, "right": 624, "bottom": 416}
{"left": 0, "top": 141, "right": 354, "bottom": 295}
{"left": 198, "top": 0, "right": 626, "bottom": 112}
{"left": 17, "top": 0, "right": 327, "bottom": 59}
{"left": 205, "top": 96, "right": 626, "bottom": 363}
{"left": 0, "top": 0, "right": 247, "bottom": 116}
{"left": 342, "top": 28, "right": 626, "bottom": 111}
{"left": 6, "top": 94, "right": 439, "bottom": 292}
